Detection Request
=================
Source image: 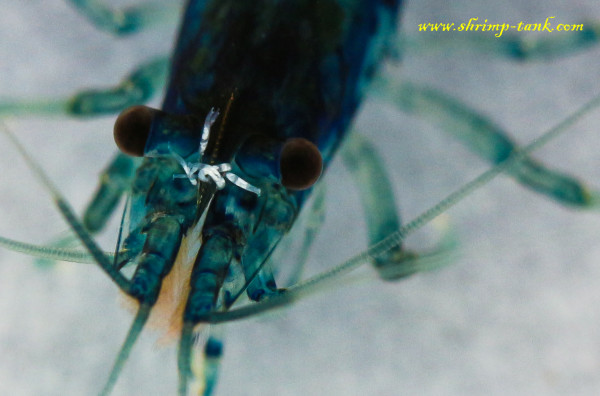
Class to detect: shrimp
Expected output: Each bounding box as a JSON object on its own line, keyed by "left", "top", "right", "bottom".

{"left": 1, "top": 1, "right": 600, "bottom": 395}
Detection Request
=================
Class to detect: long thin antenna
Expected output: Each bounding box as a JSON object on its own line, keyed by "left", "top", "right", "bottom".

{"left": 0, "top": 234, "right": 114, "bottom": 263}
{"left": 98, "top": 304, "right": 151, "bottom": 396}
{"left": 0, "top": 122, "right": 131, "bottom": 292}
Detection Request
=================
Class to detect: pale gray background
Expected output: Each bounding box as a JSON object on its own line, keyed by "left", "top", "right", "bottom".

{"left": 1, "top": 1, "right": 600, "bottom": 395}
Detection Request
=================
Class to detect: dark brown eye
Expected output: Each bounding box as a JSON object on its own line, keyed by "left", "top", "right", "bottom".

{"left": 280, "top": 138, "right": 322, "bottom": 190}
{"left": 113, "top": 105, "right": 156, "bottom": 157}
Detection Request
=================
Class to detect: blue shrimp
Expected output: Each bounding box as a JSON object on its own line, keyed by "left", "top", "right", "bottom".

{"left": 1, "top": 0, "right": 600, "bottom": 396}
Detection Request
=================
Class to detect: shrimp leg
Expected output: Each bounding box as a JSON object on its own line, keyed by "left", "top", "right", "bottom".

{"left": 65, "top": 0, "right": 182, "bottom": 35}
{"left": 83, "top": 153, "right": 140, "bottom": 233}
{"left": 342, "top": 131, "right": 456, "bottom": 280}
{"left": 281, "top": 182, "right": 327, "bottom": 286}
{"left": 372, "top": 77, "right": 598, "bottom": 208}
{"left": 0, "top": 56, "right": 168, "bottom": 118}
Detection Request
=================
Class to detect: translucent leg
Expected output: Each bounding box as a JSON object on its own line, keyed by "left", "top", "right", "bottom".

{"left": 400, "top": 21, "right": 600, "bottom": 60}
{"left": 283, "top": 182, "right": 327, "bottom": 286}
{"left": 371, "top": 76, "right": 596, "bottom": 207}
{"left": 341, "top": 131, "right": 411, "bottom": 279}
{"left": 341, "top": 131, "right": 456, "bottom": 280}
{"left": 83, "top": 152, "right": 140, "bottom": 233}
{"left": 241, "top": 229, "right": 282, "bottom": 302}
{"left": 0, "top": 56, "right": 169, "bottom": 118}
{"left": 66, "top": 0, "right": 182, "bottom": 35}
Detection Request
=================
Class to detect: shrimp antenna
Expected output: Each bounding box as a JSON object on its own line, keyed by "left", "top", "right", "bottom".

{"left": 98, "top": 304, "right": 152, "bottom": 396}
{"left": 0, "top": 122, "right": 131, "bottom": 292}
{"left": 0, "top": 234, "right": 114, "bottom": 263}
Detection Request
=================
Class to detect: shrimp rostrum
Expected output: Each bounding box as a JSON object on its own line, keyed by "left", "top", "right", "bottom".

{"left": 2, "top": 0, "right": 600, "bottom": 395}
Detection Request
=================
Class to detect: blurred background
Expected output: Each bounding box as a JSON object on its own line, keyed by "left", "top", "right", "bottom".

{"left": 1, "top": 1, "right": 600, "bottom": 395}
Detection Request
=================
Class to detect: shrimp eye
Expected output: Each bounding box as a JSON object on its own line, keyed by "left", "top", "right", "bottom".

{"left": 280, "top": 138, "right": 322, "bottom": 190}
{"left": 114, "top": 105, "right": 155, "bottom": 157}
